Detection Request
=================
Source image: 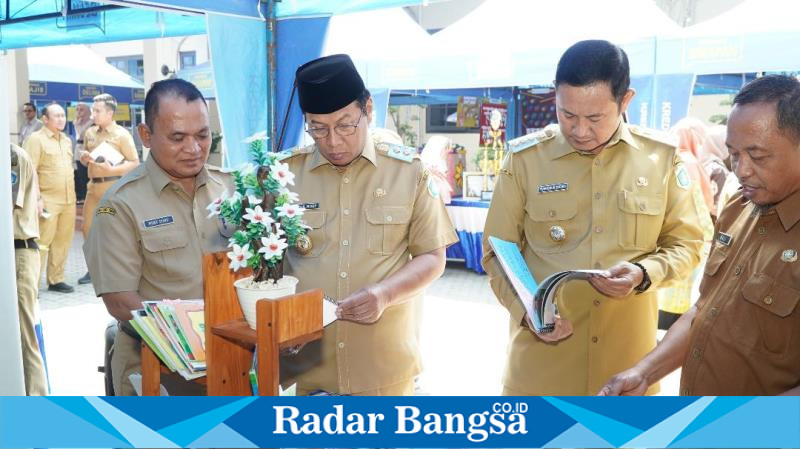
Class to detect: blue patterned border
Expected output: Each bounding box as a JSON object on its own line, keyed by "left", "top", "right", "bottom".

{"left": 1, "top": 396, "right": 798, "bottom": 448}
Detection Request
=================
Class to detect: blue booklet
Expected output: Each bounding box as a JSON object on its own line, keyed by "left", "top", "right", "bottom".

{"left": 488, "top": 236, "right": 606, "bottom": 334}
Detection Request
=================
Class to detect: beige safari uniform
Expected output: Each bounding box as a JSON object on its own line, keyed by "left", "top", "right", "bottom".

{"left": 82, "top": 123, "right": 139, "bottom": 236}
{"left": 84, "top": 156, "right": 231, "bottom": 396}
{"left": 23, "top": 127, "right": 76, "bottom": 286}
{"left": 482, "top": 123, "right": 704, "bottom": 395}
{"left": 11, "top": 144, "right": 48, "bottom": 395}
{"left": 281, "top": 128, "right": 458, "bottom": 395}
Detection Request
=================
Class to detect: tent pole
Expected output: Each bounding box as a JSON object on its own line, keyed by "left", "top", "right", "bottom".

{"left": 266, "top": 0, "right": 277, "bottom": 151}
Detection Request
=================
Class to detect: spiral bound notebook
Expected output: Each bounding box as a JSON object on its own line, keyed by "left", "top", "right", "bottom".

{"left": 488, "top": 236, "right": 606, "bottom": 334}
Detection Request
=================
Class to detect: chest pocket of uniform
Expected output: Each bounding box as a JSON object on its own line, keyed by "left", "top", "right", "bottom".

{"left": 741, "top": 272, "right": 800, "bottom": 354}
{"left": 366, "top": 205, "right": 411, "bottom": 255}
{"left": 141, "top": 226, "right": 190, "bottom": 277}
{"left": 617, "top": 191, "right": 664, "bottom": 250}
{"left": 524, "top": 199, "right": 581, "bottom": 254}
{"left": 295, "top": 210, "right": 326, "bottom": 258}
{"left": 699, "top": 247, "right": 728, "bottom": 298}
{"left": 40, "top": 144, "right": 65, "bottom": 171}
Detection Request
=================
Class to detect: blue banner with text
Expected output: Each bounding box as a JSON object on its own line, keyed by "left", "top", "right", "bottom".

{"left": 1, "top": 396, "right": 798, "bottom": 448}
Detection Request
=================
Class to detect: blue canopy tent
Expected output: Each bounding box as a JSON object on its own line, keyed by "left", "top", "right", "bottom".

{"left": 1, "top": 0, "right": 444, "bottom": 166}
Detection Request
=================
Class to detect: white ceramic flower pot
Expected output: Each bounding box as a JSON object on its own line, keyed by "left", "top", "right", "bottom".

{"left": 233, "top": 275, "right": 299, "bottom": 329}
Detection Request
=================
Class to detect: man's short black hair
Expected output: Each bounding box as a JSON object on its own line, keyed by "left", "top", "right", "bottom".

{"left": 733, "top": 75, "right": 800, "bottom": 143}
{"left": 144, "top": 78, "right": 207, "bottom": 130}
{"left": 555, "top": 40, "right": 630, "bottom": 104}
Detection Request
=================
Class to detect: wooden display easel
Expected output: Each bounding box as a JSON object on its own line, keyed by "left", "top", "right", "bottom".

{"left": 141, "top": 251, "right": 324, "bottom": 396}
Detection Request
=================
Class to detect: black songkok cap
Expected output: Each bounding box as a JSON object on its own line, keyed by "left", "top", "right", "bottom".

{"left": 296, "top": 54, "right": 366, "bottom": 114}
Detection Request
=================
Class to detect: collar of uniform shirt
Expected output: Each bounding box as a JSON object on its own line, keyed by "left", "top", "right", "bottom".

{"left": 310, "top": 131, "right": 378, "bottom": 170}
{"left": 146, "top": 155, "right": 211, "bottom": 195}
{"left": 775, "top": 187, "right": 800, "bottom": 231}
{"left": 43, "top": 127, "right": 60, "bottom": 140}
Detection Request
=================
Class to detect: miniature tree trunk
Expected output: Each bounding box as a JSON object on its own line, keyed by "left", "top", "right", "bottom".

{"left": 252, "top": 168, "right": 285, "bottom": 283}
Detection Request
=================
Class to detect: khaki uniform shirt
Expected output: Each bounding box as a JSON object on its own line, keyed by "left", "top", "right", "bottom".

{"left": 84, "top": 123, "right": 138, "bottom": 178}
{"left": 281, "top": 129, "right": 458, "bottom": 394}
{"left": 85, "top": 157, "right": 231, "bottom": 300}
{"left": 681, "top": 189, "right": 800, "bottom": 395}
{"left": 11, "top": 144, "right": 39, "bottom": 240}
{"left": 482, "top": 123, "right": 705, "bottom": 395}
{"left": 23, "top": 128, "right": 75, "bottom": 205}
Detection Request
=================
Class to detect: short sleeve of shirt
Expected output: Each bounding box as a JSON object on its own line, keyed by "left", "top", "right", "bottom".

{"left": 407, "top": 164, "right": 458, "bottom": 256}
{"left": 118, "top": 128, "right": 139, "bottom": 161}
{"left": 84, "top": 194, "right": 142, "bottom": 295}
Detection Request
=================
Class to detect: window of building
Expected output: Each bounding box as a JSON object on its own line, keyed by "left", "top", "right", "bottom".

{"left": 107, "top": 55, "right": 144, "bottom": 82}
{"left": 180, "top": 51, "right": 197, "bottom": 69}
{"left": 426, "top": 103, "right": 478, "bottom": 133}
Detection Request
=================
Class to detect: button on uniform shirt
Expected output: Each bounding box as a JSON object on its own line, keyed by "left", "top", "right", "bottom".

{"left": 85, "top": 157, "right": 232, "bottom": 300}
{"left": 281, "top": 128, "right": 458, "bottom": 394}
{"left": 84, "top": 123, "right": 139, "bottom": 178}
{"left": 23, "top": 128, "right": 75, "bottom": 205}
{"left": 11, "top": 144, "right": 39, "bottom": 241}
{"left": 482, "top": 123, "right": 705, "bottom": 395}
{"left": 681, "top": 189, "right": 800, "bottom": 395}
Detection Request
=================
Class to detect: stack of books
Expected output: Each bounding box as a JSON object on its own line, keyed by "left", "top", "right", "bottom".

{"left": 129, "top": 299, "right": 206, "bottom": 380}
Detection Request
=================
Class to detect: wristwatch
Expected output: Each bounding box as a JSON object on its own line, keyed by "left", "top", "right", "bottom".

{"left": 632, "top": 262, "right": 651, "bottom": 293}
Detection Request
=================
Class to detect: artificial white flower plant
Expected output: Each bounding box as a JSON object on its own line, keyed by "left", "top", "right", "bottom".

{"left": 207, "top": 134, "right": 307, "bottom": 283}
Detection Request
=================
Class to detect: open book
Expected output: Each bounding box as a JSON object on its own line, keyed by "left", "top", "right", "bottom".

{"left": 89, "top": 141, "right": 125, "bottom": 165}
{"left": 488, "top": 236, "right": 607, "bottom": 334}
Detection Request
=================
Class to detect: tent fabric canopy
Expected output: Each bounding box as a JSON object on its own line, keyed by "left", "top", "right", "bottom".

{"left": 27, "top": 45, "right": 143, "bottom": 88}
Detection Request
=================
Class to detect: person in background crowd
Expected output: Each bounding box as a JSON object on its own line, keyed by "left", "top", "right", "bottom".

{"left": 23, "top": 103, "right": 76, "bottom": 294}
{"left": 77, "top": 94, "right": 139, "bottom": 285}
{"left": 18, "top": 102, "right": 43, "bottom": 146}
{"left": 656, "top": 118, "right": 716, "bottom": 330}
{"left": 72, "top": 103, "right": 93, "bottom": 203}
{"left": 705, "top": 124, "right": 741, "bottom": 215}
{"left": 599, "top": 75, "right": 800, "bottom": 396}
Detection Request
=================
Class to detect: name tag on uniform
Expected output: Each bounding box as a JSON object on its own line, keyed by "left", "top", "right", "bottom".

{"left": 538, "top": 182, "right": 568, "bottom": 194}
{"left": 300, "top": 202, "right": 320, "bottom": 210}
{"left": 716, "top": 231, "right": 733, "bottom": 246}
{"left": 143, "top": 215, "right": 174, "bottom": 228}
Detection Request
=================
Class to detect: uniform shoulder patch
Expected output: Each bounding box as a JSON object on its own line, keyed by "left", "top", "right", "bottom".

{"left": 507, "top": 126, "right": 556, "bottom": 153}
{"left": 675, "top": 162, "right": 691, "bottom": 190}
{"left": 96, "top": 205, "right": 117, "bottom": 216}
{"left": 629, "top": 125, "right": 673, "bottom": 147}
{"left": 380, "top": 143, "right": 417, "bottom": 163}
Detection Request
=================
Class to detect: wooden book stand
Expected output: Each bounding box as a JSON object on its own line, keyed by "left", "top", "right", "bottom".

{"left": 140, "top": 251, "right": 324, "bottom": 396}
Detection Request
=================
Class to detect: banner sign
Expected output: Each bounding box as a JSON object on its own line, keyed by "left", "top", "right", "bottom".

{"left": 1, "top": 396, "right": 798, "bottom": 448}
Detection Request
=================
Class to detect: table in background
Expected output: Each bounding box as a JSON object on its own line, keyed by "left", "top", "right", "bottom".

{"left": 445, "top": 198, "right": 490, "bottom": 274}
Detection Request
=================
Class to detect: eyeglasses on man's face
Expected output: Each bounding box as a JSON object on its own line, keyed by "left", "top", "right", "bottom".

{"left": 305, "top": 110, "right": 365, "bottom": 139}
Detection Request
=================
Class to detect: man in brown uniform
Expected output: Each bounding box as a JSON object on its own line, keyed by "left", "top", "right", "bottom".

{"left": 24, "top": 103, "right": 76, "bottom": 294}
{"left": 481, "top": 40, "right": 705, "bottom": 395}
{"left": 599, "top": 75, "right": 800, "bottom": 396}
{"left": 11, "top": 143, "right": 48, "bottom": 395}
{"left": 85, "top": 79, "right": 229, "bottom": 396}
{"left": 78, "top": 94, "right": 139, "bottom": 285}
{"left": 279, "top": 54, "right": 458, "bottom": 395}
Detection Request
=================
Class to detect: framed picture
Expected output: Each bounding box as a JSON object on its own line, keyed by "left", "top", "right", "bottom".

{"left": 463, "top": 171, "right": 495, "bottom": 198}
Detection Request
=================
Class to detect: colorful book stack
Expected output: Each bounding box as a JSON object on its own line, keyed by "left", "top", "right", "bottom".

{"left": 129, "top": 299, "right": 206, "bottom": 380}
